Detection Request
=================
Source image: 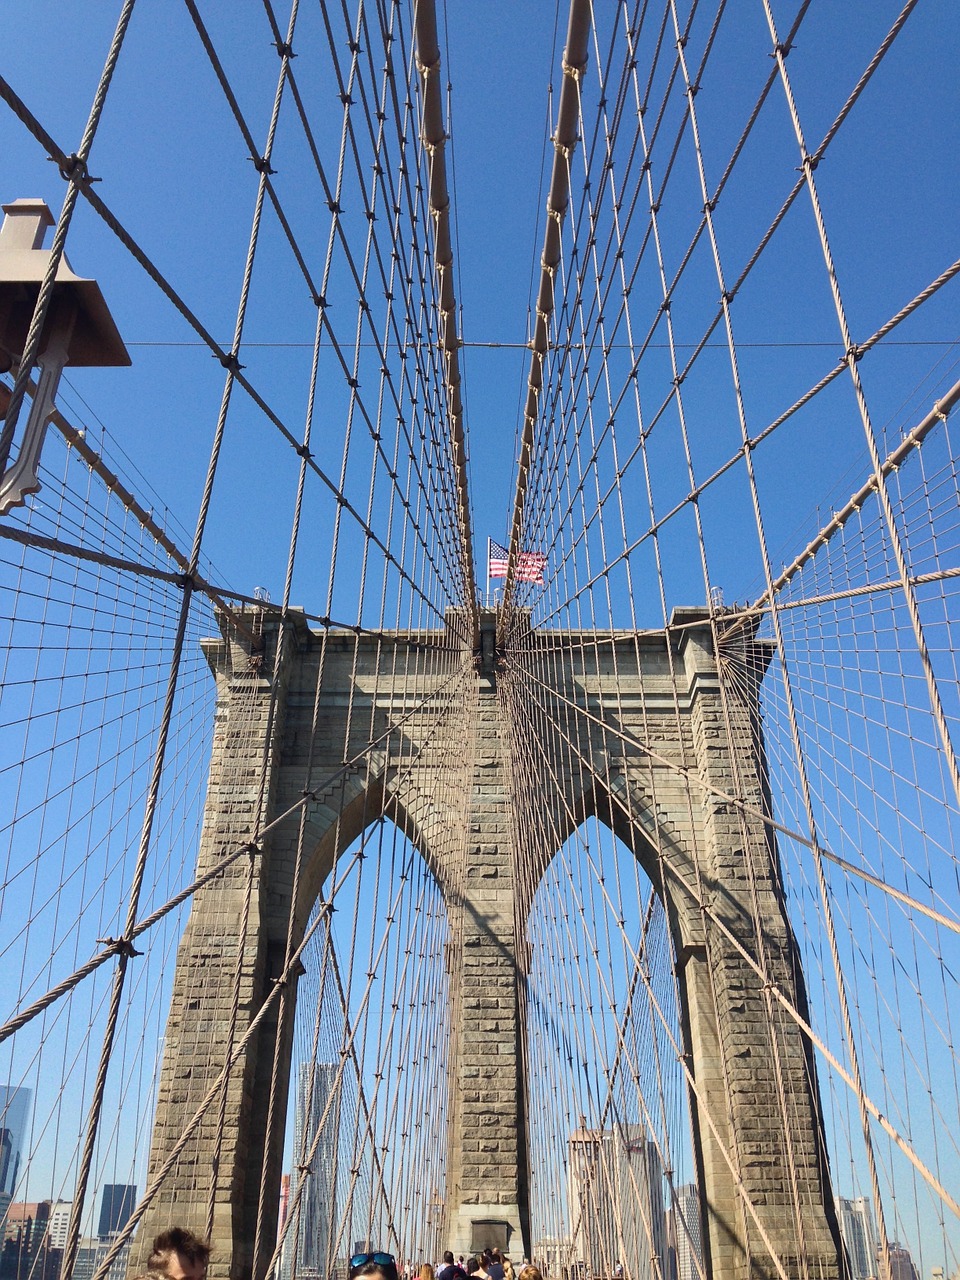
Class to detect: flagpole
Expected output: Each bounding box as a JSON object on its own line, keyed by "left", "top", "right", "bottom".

{"left": 485, "top": 536, "right": 490, "bottom": 609}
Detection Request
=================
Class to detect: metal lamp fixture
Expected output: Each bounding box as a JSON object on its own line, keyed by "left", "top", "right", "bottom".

{"left": 0, "top": 197, "right": 129, "bottom": 515}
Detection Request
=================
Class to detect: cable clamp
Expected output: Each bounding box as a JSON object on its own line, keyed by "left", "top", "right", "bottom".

{"left": 415, "top": 54, "right": 440, "bottom": 79}
{"left": 99, "top": 936, "right": 142, "bottom": 959}
{"left": 295, "top": 443, "right": 313, "bottom": 460}
{"left": 799, "top": 153, "right": 819, "bottom": 173}
{"left": 252, "top": 155, "right": 276, "bottom": 175}
{"left": 175, "top": 571, "right": 198, "bottom": 590}
{"left": 562, "top": 57, "right": 586, "bottom": 81}
{"left": 57, "top": 153, "right": 98, "bottom": 186}
{"left": 218, "top": 350, "right": 244, "bottom": 374}
{"left": 274, "top": 40, "right": 295, "bottom": 59}
{"left": 845, "top": 343, "right": 862, "bottom": 364}
{"left": 773, "top": 41, "right": 794, "bottom": 58}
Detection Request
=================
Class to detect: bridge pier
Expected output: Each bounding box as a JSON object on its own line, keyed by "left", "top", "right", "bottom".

{"left": 445, "top": 689, "right": 529, "bottom": 1260}
{"left": 138, "top": 609, "right": 843, "bottom": 1280}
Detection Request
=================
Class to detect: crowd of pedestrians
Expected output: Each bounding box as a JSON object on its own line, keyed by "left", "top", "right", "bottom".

{"left": 386, "top": 1248, "right": 543, "bottom": 1280}
{"left": 133, "top": 1226, "right": 546, "bottom": 1280}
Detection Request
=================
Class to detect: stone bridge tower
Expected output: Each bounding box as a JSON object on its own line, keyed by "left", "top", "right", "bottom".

{"left": 137, "top": 607, "right": 844, "bottom": 1280}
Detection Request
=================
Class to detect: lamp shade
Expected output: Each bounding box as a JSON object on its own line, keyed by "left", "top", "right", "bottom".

{"left": 0, "top": 198, "right": 130, "bottom": 368}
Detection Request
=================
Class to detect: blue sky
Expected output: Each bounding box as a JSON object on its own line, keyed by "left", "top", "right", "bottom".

{"left": 2, "top": 0, "right": 959, "bottom": 1269}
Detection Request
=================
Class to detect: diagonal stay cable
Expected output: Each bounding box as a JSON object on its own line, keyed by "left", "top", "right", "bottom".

{"left": 515, "top": 658, "right": 960, "bottom": 935}
{"left": 0, "top": 73, "right": 450, "bottom": 625}
{"left": 0, "top": 658, "right": 466, "bottom": 1044}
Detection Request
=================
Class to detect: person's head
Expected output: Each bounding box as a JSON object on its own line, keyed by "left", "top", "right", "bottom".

{"left": 443, "top": 1256, "right": 454, "bottom": 1268}
{"left": 149, "top": 1229, "right": 211, "bottom": 1280}
{"left": 350, "top": 1252, "right": 399, "bottom": 1280}
{"left": 466, "top": 1261, "right": 480, "bottom": 1276}
{"left": 517, "top": 1267, "right": 542, "bottom": 1280}
{"left": 420, "top": 1266, "right": 434, "bottom": 1280}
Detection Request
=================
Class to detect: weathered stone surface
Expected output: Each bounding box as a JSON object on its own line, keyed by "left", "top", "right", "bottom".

{"left": 138, "top": 608, "right": 842, "bottom": 1280}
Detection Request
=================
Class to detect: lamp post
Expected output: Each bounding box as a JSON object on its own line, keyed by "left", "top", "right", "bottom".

{"left": 0, "top": 198, "right": 129, "bottom": 515}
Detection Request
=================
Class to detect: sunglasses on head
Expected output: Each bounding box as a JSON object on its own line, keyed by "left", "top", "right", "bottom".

{"left": 351, "top": 1255, "right": 396, "bottom": 1270}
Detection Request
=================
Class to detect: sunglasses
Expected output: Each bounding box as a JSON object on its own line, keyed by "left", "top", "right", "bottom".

{"left": 351, "top": 1256, "right": 396, "bottom": 1270}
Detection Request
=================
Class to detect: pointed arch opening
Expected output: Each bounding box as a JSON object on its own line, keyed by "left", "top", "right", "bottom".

{"left": 279, "top": 816, "right": 454, "bottom": 1280}
{"left": 522, "top": 816, "right": 705, "bottom": 1280}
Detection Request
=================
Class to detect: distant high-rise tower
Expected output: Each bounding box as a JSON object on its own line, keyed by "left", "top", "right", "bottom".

{"left": 567, "top": 1123, "right": 667, "bottom": 1280}
{"left": 287, "top": 1063, "right": 341, "bottom": 1280}
{"left": 0, "top": 1087, "right": 32, "bottom": 1203}
{"left": 97, "top": 1185, "right": 137, "bottom": 1240}
{"left": 47, "top": 1202, "right": 72, "bottom": 1251}
{"left": 836, "top": 1197, "right": 878, "bottom": 1280}
{"left": 671, "top": 1184, "right": 703, "bottom": 1280}
{"left": 887, "top": 1243, "right": 919, "bottom": 1280}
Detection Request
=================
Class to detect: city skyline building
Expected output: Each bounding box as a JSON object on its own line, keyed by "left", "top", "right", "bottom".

{"left": 0, "top": 1089, "right": 32, "bottom": 1206}
{"left": 284, "top": 1062, "right": 342, "bottom": 1280}
{"left": 0, "top": 1200, "right": 57, "bottom": 1280}
{"left": 567, "top": 1122, "right": 667, "bottom": 1280}
{"left": 670, "top": 1184, "right": 703, "bottom": 1280}
{"left": 46, "top": 1203, "right": 72, "bottom": 1252}
{"left": 836, "top": 1197, "right": 879, "bottom": 1280}
{"left": 96, "top": 1185, "right": 136, "bottom": 1241}
{"left": 888, "top": 1243, "right": 920, "bottom": 1280}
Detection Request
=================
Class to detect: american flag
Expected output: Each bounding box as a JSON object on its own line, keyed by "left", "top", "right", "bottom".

{"left": 488, "top": 539, "right": 547, "bottom": 583}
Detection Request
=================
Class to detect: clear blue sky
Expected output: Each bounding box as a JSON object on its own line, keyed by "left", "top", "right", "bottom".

{"left": 2, "top": 0, "right": 959, "bottom": 1268}
{"left": 2, "top": 2, "right": 958, "bottom": 612}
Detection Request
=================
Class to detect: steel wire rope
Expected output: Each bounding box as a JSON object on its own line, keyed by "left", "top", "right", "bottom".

{"left": 513, "top": 650, "right": 960, "bottom": 1223}
{"left": 553, "top": 15, "right": 723, "bottom": 1248}
{"left": 0, "top": 78, "right": 458, "bottom": 627}
{"left": 508, "top": 0, "right": 726, "bottom": 589}
{"left": 756, "top": 3, "right": 957, "bottom": 1265}
{"left": 184, "top": 0, "right": 469, "bottom": 612}
{"left": 0, "top": 654, "right": 468, "bottom": 1049}
{"left": 243, "top": 2, "right": 418, "bottom": 1257}
{"left": 266, "top": 838, "right": 449, "bottom": 1279}
{"left": 0, "top": 0, "right": 136, "bottom": 482}
{"left": 664, "top": 7, "right": 843, "bottom": 1265}
{"left": 511, "top": 0, "right": 948, "bottom": 625}
{"left": 508, "top": 668, "right": 696, "bottom": 1280}
{"left": 510, "top": 682, "right": 792, "bottom": 1280}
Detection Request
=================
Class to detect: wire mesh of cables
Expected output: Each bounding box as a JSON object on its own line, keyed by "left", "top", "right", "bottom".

{"left": 0, "top": 1, "right": 474, "bottom": 1278}
{"left": 501, "top": 2, "right": 959, "bottom": 1280}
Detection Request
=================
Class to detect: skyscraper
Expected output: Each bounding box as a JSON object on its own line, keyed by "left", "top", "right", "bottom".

{"left": 567, "top": 1123, "right": 667, "bottom": 1280}
{"left": 671, "top": 1184, "right": 703, "bottom": 1280}
{"left": 286, "top": 1062, "right": 341, "bottom": 1280}
{"left": 46, "top": 1203, "right": 72, "bottom": 1252}
{"left": 836, "top": 1197, "right": 878, "bottom": 1280}
{"left": 0, "top": 1088, "right": 32, "bottom": 1203}
{"left": 97, "top": 1185, "right": 137, "bottom": 1240}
